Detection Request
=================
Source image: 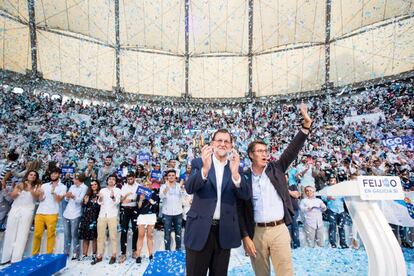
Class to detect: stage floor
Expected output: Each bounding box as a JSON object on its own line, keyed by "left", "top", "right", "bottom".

{"left": 1, "top": 228, "right": 413, "bottom": 275}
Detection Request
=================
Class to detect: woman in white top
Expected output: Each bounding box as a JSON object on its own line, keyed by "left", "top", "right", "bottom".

{"left": 1, "top": 170, "right": 41, "bottom": 264}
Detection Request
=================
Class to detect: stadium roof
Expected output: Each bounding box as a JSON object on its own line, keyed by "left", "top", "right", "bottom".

{"left": 0, "top": 0, "right": 413, "bottom": 98}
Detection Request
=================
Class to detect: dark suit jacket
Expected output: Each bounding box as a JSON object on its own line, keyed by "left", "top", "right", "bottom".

{"left": 184, "top": 157, "right": 251, "bottom": 251}
{"left": 237, "top": 131, "right": 308, "bottom": 239}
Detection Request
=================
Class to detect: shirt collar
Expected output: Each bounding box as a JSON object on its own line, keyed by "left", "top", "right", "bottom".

{"left": 213, "top": 154, "right": 228, "bottom": 168}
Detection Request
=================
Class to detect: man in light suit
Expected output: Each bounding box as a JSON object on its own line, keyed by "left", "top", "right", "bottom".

{"left": 238, "top": 103, "right": 313, "bottom": 276}
{"left": 185, "top": 129, "right": 251, "bottom": 276}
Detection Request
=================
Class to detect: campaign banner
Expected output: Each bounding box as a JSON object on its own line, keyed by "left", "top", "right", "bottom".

{"left": 358, "top": 176, "right": 404, "bottom": 200}
{"left": 380, "top": 191, "right": 414, "bottom": 227}
{"left": 137, "top": 152, "right": 151, "bottom": 162}
{"left": 136, "top": 185, "right": 153, "bottom": 200}
{"left": 61, "top": 166, "right": 75, "bottom": 177}
{"left": 150, "top": 170, "right": 163, "bottom": 181}
{"left": 344, "top": 112, "right": 385, "bottom": 125}
{"left": 381, "top": 136, "right": 414, "bottom": 151}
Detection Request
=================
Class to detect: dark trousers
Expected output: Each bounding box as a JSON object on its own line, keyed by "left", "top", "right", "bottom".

{"left": 163, "top": 214, "right": 183, "bottom": 251}
{"left": 120, "top": 206, "right": 138, "bottom": 255}
{"left": 288, "top": 210, "right": 300, "bottom": 248}
{"left": 327, "top": 209, "right": 347, "bottom": 247}
{"left": 186, "top": 224, "right": 231, "bottom": 276}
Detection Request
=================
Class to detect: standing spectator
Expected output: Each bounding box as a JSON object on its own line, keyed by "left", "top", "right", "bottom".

{"left": 312, "top": 160, "right": 326, "bottom": 191}
{"left": 63, "top": 173, "right": 88, "bottom": 260}
{"left": 300, "top": 186, "right": 327, "bottom": 247}
{"left": 32, "top": 167, "right": 67, "bottom": 255}
{"left": 97, "top": 156, "right": 115, "bottom": 188}
{"left": 92, "top": 175, "right": 121, "bottom": 265}
{"left": 0, "top": 149, "right": 19, "bottom": 231}
{"left": 119, "top": 172, "right": 139, "bottom": 263}
{"left": 324, "top": 177, "right": 348, "bottom": 249}
{"left": 288, "top": 179, "right": 301, "bottom": 249}
{"left": 159, "top": 169, "right": 184, "bottom": 251}
{"left": 1, "top": 171, "right": 41, "bottom": 264}
{"left": 78, "top": 179, "right": 101, "bottom": 260}
{"left": 135, "top": 180, "right": 159, "bottom": 264}
{"left": 296, "top": 156, "right": 315, "bottom": 190}
{"left": 83, "top": 158, "right": 98, "bottom": 187}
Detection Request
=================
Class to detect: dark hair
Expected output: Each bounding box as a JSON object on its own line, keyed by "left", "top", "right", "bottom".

{"left": 211, "top": 129, "right": 233, "bottom": 143}
{"left": 86, "top": 179, "right": 101, "bottom": 197}
{"left": 105, "top": 155, "right": 113, "bottom": 159}
{"left": 106, "top": 174, "right": 117, "bottom": 183}
{"left": 127, "top": 171, "right": 136, "bottom": 178}
{"left": 165, "top": 169, "right": 176, "bottom": 176}
{"left": 24, "top": 170, "right": 41, "bottom": 188}
{"left": 50, "top": 166, "right": 61, "bottom": 174}
{"left": 247, "top": 140, "right": 268, "bottom": 161}
{"left": 88, "top": 157, "right": 96, "bottom": 163}
{"left": 8, "top": 150, "right": 19, "bottom": 162}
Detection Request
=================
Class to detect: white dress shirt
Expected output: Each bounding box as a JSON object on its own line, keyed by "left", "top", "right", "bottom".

{"left": 37, "top": 182, "right": 67, "bottom": 215}
{"left": 160, "top": 182, "right": 184, "bottom": 216}
{"left": 299, "top": 197, "right": 327, "bottom": 229}
{"left": 201, "top": 155, "right": 241, "bottom": 220}
{"left": 63, "top": 183, "right": 88, "bottom": 219}
{"left": 252, "top": 166, "right": 284, "bottom": 223}
{"left": 98, "top": 187, "right": 122, "bottom": 218}
{"left": 121, "top": 183, "right": 138, "bottom": 207}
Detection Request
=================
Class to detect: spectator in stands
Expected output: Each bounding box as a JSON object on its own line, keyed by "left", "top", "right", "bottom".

{"left": 32, "top": 167, "right": 67, "bottom": 255}
{"left": 83, "top": 158, "right": 98, "bottom": 187}
{"left": 78, "top": 179, "right": 101, "bottom": 260}
{"left": 300, "top": 186, "right": 327, "bottom": 247}
{"left": 159, "top": 169, "right": 184, "bottom": 251}
{"left": 92, "top": 175, "right": 121, "bottom": 265}
{"left": 1, "top": 170, "right": 41, "bottom": 264}
{"left": 119, "top": 172, "right": 139, "bottom": 263}
{"left": 63, "top": 173, "right": 88, "bottom": 260}
{"left": 97, "top": 156, "right": 115, "bottom": 188}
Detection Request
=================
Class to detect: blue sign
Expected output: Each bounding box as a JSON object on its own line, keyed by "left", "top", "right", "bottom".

{"left": 61, "top": 166, "right": 75, "bottom": 177}
{"left": 136, "top": 185, "right": 153, "bottom": 200}
{"left": 150, "top": 170, "right": 163, "bottom": 181}
{"left": 382, "top": 136, "right": 414, "bottom": 150}
{"left": 138, "top": 152, "right": 151, "bottom": 162}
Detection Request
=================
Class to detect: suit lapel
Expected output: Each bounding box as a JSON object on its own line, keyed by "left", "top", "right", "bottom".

{"left": 222, "top": 165, "right": 231, "bottom": 192}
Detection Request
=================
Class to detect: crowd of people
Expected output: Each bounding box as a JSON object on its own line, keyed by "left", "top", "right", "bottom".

{"left": 0, "top": 79, "right": 413, "bottom": 267}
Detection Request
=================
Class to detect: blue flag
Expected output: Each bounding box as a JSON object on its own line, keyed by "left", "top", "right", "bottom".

{"left": 136, "top": 185, "right": 153, "bottom": 200}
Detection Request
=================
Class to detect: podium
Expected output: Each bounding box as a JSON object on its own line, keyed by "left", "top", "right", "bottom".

{"left": 318, "top": 178, "right": 406, "bottom": 276}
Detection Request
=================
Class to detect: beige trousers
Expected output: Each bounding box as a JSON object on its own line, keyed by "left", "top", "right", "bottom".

{"left": 251, "top": 223, "right": 293, "bottom": 276}
{"left": 97, "top": 216, "right": 118, "bottom": 256}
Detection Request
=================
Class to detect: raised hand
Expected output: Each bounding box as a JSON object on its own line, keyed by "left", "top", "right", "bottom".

{"left": 300, "top": 102, "right": 313, "bottom": 128}
{"left": 229, "top": 149, "right": 241, "bottom": 181}
{"left": 201, "top": 144, "right": 213, "bottom": 177}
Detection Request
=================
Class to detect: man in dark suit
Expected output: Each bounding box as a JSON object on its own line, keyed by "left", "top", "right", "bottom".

{"left": 238, "top": 103, "right": 312, "bottom": 276}
{"left": 185, "top": 129, "right": 251, "bottom": 276}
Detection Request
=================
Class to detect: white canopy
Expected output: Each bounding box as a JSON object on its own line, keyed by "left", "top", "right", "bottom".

{"left": 0, "top": 0, "right": 413, "bottom": 98}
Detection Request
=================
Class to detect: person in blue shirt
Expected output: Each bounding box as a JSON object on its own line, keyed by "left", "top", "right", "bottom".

{"left": 324, "top": 176, "right": 348, "bottom": 249}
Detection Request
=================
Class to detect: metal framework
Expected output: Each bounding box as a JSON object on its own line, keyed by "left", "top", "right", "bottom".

{"left": 27, "top": 0, "right": 38, "bottom": 78}
{"left": 2, "top": 1, "right": 412, "bottom": 98}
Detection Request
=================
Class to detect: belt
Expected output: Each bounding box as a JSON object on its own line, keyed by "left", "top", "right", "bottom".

{"left": 256, "top": 219, "right": 284, "bottom": 227}
{"left": 211, "top": 219, "right": 220, "bottom": 226}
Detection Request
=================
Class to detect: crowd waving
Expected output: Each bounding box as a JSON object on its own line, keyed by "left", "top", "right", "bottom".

{"left": 0, "top": 80, "right": 413, "bottom": 266}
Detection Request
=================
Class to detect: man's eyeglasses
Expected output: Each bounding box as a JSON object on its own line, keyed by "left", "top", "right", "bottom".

{"left": 253, "top": 149, "right": 268, "bottom": 154}
{"left": 213, "top": 139, "right": 232, "bottom": 145}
